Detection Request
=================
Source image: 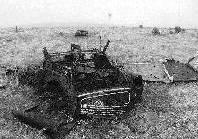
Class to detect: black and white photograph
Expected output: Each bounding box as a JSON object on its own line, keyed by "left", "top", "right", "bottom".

{"left": 0, "top": 0, "right": 198, "bottom": 138}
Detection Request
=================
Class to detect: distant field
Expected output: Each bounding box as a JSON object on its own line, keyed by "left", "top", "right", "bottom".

{"left": 1, "top": 25, "right": 198, "bottom": 138}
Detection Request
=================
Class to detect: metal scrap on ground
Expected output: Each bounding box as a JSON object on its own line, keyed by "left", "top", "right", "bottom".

{"left": 126, "top": 58, "right": 198, "bottom": 83}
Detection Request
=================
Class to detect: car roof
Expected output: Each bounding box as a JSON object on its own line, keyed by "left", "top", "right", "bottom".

{"left": 77, "top": 30, "right": 88, "bottom": 32}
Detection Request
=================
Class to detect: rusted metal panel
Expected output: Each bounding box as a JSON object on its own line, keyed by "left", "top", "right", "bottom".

{"left": 124, "top": 62, "right": 170, "bottom": 83}
{"left": 163, "top": 59, "right": 198, "bottom": 81}
{"left": 126, "top": 58, "right": 198, "bottom": 83}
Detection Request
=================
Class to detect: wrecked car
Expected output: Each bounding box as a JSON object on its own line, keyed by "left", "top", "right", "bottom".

{"left": 40, "top": 40, "right": 143, "bottom": 117}
{"left": 13, "top": 40, "right": 144, "bottom": 138}
{"left": 75, "top": 30, "right": 88, "bottom": 37}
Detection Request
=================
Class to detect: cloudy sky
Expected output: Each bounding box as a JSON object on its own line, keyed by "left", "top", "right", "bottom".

{"left": 0, "top": 0, "right": 197, "bottom": 28}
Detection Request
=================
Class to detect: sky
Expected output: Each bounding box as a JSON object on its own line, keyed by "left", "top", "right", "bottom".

{"left": 0, "top": 0, "right": 197, "bottom": 28}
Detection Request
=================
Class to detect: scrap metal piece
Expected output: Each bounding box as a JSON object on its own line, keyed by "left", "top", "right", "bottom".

{"left": 125, "top": 62, "right": 171, "bottom": 83}
{"left": 127, "top": 57, "right": 198, "bottom": 83}
{"left": 163, "top": 58, "right": 198, "bottom": 82}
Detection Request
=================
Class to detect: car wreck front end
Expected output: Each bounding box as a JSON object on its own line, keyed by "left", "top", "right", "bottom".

{"left": 77, "top": 87, "right": 133, "bottom": 118}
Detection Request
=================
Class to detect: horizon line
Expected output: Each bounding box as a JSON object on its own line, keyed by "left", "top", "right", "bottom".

{"left": 0, "top": 22, "right": 197, "bottom": 30}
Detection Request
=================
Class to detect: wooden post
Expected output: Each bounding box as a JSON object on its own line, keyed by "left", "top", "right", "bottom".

{"left": 16, "top": 26, "right": 18, "bottom": 33}
{"left": 99, "top": 35, "right": 102, "bottom": 51}
{"left": 99, "top": 35, "right": 101, "bottom": 46}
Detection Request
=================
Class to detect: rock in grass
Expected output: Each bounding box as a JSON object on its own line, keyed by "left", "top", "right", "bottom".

{"left": 152, "top": 27, "right": 160, "bottom": 35}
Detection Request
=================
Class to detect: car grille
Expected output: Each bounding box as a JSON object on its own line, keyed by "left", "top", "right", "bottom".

{"left": 79, "top": 88, "right": 130, "bottom": 116}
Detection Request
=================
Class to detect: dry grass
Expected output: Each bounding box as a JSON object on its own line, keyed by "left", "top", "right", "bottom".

{"left": 0, "top": 25, "right": 198, "bottom": 138}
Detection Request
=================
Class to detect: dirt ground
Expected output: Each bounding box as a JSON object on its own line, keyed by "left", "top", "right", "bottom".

{"left": 1, "top": 25, "right": 198, "bottom": 138}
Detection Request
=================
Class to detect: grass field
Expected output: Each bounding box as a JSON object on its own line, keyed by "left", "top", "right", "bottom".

{"left": 1, "top": 25, "right": 198, "bottom": 138}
